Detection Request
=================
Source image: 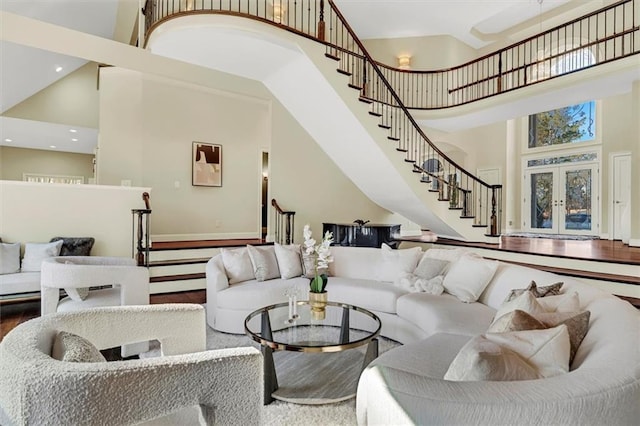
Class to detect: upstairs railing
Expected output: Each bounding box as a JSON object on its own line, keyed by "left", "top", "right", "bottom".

{"left": 374, "top": 0, "right": 639, "bottom": 109}
{"left": 142, "top": 0, "right": 638, "bottom": 110}
{"left": 271, "top": 199, "right": 295, "bottom": 244}
{"left": 141, "top": 0, "right": 637, "bottom": 237}
{"left": 132, "top": 192, "right": 151, "bottom": 267}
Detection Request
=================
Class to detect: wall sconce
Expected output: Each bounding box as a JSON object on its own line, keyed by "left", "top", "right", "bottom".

{"left": 183, "top": 0, "right": 195, "bottom": 11}
{"left": 272, "top": 1, "right": 286, "bottom": 24}
{"left": 397, "top": 54, "right": 411, "bottom": 70}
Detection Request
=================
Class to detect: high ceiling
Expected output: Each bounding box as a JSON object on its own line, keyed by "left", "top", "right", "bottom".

{"left": 0, "top": 0, "right": 612, "bottom": 153}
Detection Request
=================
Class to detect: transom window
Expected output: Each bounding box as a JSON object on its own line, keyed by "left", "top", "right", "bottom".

{"left": 528, "top": 101, "right": 596, "bottom": 149}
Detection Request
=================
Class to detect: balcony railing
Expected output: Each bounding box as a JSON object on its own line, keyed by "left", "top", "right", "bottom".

{"left": 143, "top": 0, "right": 639, "bottom": 110}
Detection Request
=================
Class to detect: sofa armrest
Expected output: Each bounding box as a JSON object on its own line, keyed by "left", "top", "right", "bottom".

{"left": 206, "top": 255, "right": 229, "bottom": 328}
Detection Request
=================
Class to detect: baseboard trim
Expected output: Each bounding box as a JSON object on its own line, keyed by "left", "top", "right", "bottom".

{"left": 629, "top": 238, "right": 640, "bottom": 247}
{"left": 151, "top": 232, "right": 258, "bottom": 242}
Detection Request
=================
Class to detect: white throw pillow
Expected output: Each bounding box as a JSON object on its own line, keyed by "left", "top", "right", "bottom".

{"left": 273, "top": 243, "right": 303, "bottom": 279}
{"left": 422, "top": 248, "right": 470, "bottom": 271}
{"left": 444, "top": 324, "right": 571, "bottom": 381}
{"left": 220, "top": 247, "right": 255, "bottom": 284}
{"left": 376, "top": 243, "right": 422, "bottom": 282}
{"left": 538, "top": 292, "right": 580, "bottom": 313}
{"left": 0, "top": 242, "right": 21, "bottom": 274}
{"left": 493, "top": 290, "right": 548, "bottom": 322}
{"left": 21, "top": 240, "right": 63, "bottom": 272}
{"left": 246, "top": 245, "right": 280, "bottom": 282}
{"left": 442, "top": 254, "right": 498, "bottom": 303}
{"left": 413, "top": 255, "right": 449, "bottom": 280}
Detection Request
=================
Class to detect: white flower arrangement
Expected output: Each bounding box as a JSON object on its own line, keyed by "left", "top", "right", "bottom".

{"left": 303, "top": 224, "right": 334, "bottom": 293}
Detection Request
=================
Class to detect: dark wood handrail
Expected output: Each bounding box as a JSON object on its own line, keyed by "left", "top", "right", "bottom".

{"left": 271, "top": 199, "right": 295, "bottom": 244}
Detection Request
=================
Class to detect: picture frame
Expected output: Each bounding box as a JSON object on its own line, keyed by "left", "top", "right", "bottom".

{"left": 192, "top": 142, "right": 222, "bottom": 187}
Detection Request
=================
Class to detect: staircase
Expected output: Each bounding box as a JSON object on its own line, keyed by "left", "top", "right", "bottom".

{"left": 141, "top": 0, "right": 638, "bottom": 243}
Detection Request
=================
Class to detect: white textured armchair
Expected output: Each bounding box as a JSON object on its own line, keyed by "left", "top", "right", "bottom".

{"left": 40, "top": 256, "right": 150, "bottom": 356}
{"left": 0, "top": 304, "right": 263, "bottom": 426}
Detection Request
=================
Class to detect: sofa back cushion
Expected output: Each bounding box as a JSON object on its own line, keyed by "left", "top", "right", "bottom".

{"left": 220, "top": 247, "right": 255, "bottom": 284}
{"left": 21, "top": 240, "right": 63, "bottom": 272}
{"left": 328, "top": 246, "right": 382, "bottom": 281}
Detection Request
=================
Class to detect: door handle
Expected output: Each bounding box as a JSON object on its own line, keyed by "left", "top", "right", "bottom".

{"left": 615, "top": 200, "right": 621, "bottom": 204}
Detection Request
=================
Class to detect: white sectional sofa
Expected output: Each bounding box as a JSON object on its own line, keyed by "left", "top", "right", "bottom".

{"left": 205, "top": 244, "right": 640, "bottom": 425}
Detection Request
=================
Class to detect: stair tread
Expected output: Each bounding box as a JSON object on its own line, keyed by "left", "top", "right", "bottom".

{"left": 348, "top": 83, "right": 363, "bottom": 90}
{"left": 150, "top": 273, "right": 205, "bottom": 283}
{"left": 149, "top": 258, "right": 210, "bottom": 267}
{"left": 387, "top": 136, "right": 400, "bottom": 141}
{"left": 472, "top": 224, "right": 487, "bottom": 228}
{"left": 460, "top": 215, "right": 476, "bottom": 219}
{"left": 404, "top": 159, "right": 416, "bottom": 163}
{"left": 325, "top": 53, "right": 340, "bottom": 61}
{"left": 359, "top": 97, "right": 373, "bottom": 104}
{"left": 369, "top": 111, "right": 383, "bottom": 117}
{"left": 378, "top": 124, "right": 391, "bottom": 129}
{"left": 337, "top": 69, "right": 352, "bottom": 76}
{"left": 396, "top": 148, "right": 408, "bottom": 152}
{"left": 449, "top": 207, "right": 463, "bottom": 210}
{"left": 150, "top": 239, "right": 268, "bottom": 251}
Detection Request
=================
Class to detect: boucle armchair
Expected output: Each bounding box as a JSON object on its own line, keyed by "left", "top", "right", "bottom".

{"left": 40, "top": 256, "right": 150, "bottom": 356}
{"left": 0, "top": 304, "right": 263, "bottom": 426}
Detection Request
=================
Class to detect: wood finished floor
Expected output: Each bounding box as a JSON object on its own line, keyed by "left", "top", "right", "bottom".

{"left": 404, "top": 236, "right": 640, "bottom": 265}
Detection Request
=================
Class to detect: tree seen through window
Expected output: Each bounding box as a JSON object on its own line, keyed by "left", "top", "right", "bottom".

{"left": 528, "top": 101, "right": 595, "bottom": 148}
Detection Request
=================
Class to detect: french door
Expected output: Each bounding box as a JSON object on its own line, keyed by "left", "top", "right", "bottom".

{"left": 525, "top": 164, "right": 598, "bottom": 235}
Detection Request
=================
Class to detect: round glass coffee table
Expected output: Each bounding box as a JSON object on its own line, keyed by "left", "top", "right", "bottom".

{"left": 245, "top": 300, "right": 381, "bottom": 405}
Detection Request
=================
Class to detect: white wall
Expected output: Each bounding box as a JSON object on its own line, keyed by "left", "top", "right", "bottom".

{"left": 0, "top": 181, "right": 149, "bottom": 256}
{"left": 98, "top": 67, "right": 404, "bottom": 242}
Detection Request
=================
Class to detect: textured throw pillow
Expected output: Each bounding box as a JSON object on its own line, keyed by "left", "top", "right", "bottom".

{"left": 442, "top": 254, "right": 498, "bottom": 303}
{"left": 393, "top": 272, "right": 444, "bottom": 295}
{"left": 422, "top": 248, "right": 470, "bottom": 272}
{"left": 273, "top": 243, "right": 303, "bottom": 279}
{"left": 376, "top": 243, "right": 422, "bottom": 282}
{"left": 220, "top": 247, "right": 255, "bottom": 284}
{"left": 50, "top": 237, "right": 95, "bottom": 256}
{"left": 413, "top": 255, "right": 449, "bottom": 280}
{"left": 246, "top": 245, "right": 280, "bottom": 282}
{"left": 444, "top": 324, "right": 571, "bottom": 381}
{"left": 505, "top": 280, "right": 564, "bottom": 302}
{"left": 538, "top": 292, "right": 580, "bottom": 313}
{"left": 536, "top": 311, "right": 591, "bottom": 363}
{"left": 21, "top": 240, "right": 63, "bottom": 272}
{"left": 488, "top": 309, "right": 547, "bottom": 333}
{"left": 52, "top": 331, "right": 106, "bottom": 363}
{"left": 0, "top": 242, "right": 21, "bottom": 274}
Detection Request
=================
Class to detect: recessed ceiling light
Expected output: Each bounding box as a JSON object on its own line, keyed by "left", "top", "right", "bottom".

{"left": 55, "top": 66, "right": 63, "bottom": 72}
{"left": 69, "top": 129, "right": 77, "bottom": 133}
{"left": 71, "top": 138, "right": 78, "bottom": 142}
{"left": 50, "top": 145, "right": 57, "bottom": 148}
{"left": 4, "top": 138, "right": 12, "bottom": 142}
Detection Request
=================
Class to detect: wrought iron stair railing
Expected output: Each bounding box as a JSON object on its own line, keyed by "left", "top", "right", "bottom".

{"left": 132, "top": 191, "right": 152, "bottom": 267}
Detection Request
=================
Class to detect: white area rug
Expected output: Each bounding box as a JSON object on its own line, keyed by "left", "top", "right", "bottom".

{"left": 141, "top": 324, "right": 400, "bottom": 425}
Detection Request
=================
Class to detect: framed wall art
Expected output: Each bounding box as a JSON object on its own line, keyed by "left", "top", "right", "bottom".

{"left": 192, "top": 142, "right": 222, "bottom": 187}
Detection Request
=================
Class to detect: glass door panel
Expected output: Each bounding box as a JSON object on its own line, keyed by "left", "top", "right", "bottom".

{"left": 529, "top": 170, "right": 555, "bottom": 231}
{"left": 560, "top": 166, "right": 596, "bottom": 234}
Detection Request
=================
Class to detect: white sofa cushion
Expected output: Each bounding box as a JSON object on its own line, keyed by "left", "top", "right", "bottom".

{"left": 494, "top": 290, "right": 548, "bottom": 320}
{"left": 397, "top": 292, "right": 495, "bottom": 337}
{"left": 21, "top": 240, "right": 63, "bottom": 272}
{"left": 444, "top": 324, "right": 571, "bottom": 381}
{"left": 0, "top": 271, "right": 41, "bottom": 295}
{"left": 538, "top": 292, "right": 580, "bottom": 312}
{"left": 273, "top": 243, "right": 302, "bottom": 279}
{"left": 376, "top": 244, "right": 422, "bottom": 282}
{"left": 443, "top": 254, "right": 498, "bottom": 303}
{"left": 246, "top": 245, "right": 280, "bottom": 282}
{"left": 324, "top": 277, "right": 408, "bottom": 314}
{"left": 220, "top": 247, "right": 255, "bottom": 284}
{"left": 216, "top": 278, "right": 308, "bottom": 310}
{"left": 413, "top": 256, "right": 449, "bottom": 280}
{"left": 0, "top": 243, "right": 21, "bottom": 274}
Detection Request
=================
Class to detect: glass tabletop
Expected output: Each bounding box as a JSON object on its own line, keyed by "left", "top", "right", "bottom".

{"left": 244, "top": 301, "right": 381, "bottom": 353}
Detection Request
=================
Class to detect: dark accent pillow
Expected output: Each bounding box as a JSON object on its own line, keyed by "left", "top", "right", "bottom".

{"left": 50, "top": 237, "right": 95, "bottom": 256}
{"left": 506, "top": 280, "right": 564, "bottom": 302}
